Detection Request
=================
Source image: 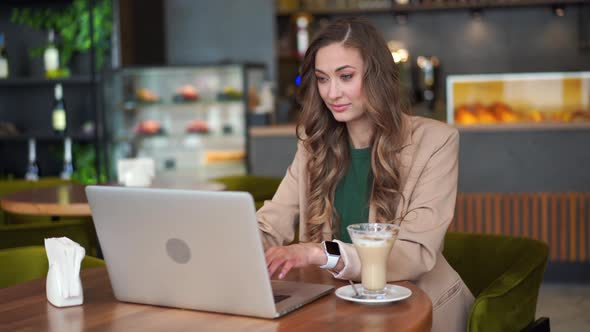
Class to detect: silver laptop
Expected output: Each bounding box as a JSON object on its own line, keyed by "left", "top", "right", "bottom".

{"left": 85, "top": 185, "right": 333, "bottom": 319}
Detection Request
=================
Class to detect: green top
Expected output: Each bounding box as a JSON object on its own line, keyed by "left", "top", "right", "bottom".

{"left": 334, "top": 147, "right": 372, "bottom": 243}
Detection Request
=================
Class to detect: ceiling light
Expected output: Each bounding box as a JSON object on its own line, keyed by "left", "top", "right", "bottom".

{"left": 553, "top": 5, "right": 565, "bottom": 17}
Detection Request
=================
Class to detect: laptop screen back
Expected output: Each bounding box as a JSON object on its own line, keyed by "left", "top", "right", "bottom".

{"left": 86, "top": 186, "right": 278, "bottom": 318}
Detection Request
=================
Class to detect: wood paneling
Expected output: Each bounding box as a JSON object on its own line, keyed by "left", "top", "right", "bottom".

{"left": 453, "top": 192, "right": 590, "bottom": 263}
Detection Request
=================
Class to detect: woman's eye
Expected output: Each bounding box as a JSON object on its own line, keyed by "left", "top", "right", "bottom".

{"left": 316, "top": 76, "right": 328, "bottom": 83}
{"left": 341, "top": 74, "right": 353, "bottom": 81}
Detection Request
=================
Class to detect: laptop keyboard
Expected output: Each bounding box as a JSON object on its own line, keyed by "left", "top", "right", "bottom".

{"left": 273, "top": 294, "right": 290, "bottom": 303}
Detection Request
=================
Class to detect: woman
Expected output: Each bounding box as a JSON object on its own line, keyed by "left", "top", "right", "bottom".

{"left": 257, "top": 18, "right": 473, "bottom": 331}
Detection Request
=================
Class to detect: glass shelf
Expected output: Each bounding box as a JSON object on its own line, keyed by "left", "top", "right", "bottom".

{"left": 113, "top": 132, "right": 245, "bottom": 142}
{"left": 122, "top": 99, "right": 243, "bottom": 111}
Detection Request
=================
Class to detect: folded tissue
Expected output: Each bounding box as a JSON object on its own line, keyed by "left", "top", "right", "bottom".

{"left": 45, "top": 237, "right": 86, "bottom": 307}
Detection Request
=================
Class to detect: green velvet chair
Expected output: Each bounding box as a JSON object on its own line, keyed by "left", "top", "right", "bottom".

{"left": 0, "top": 219, "right": 98, "bottom": 257}
{"left": 443, "top": 232, "right": 550, "bottom": 332}
{"left": 0, "top": 177, "right": 73, "bottom": 224}
{"left": 213, "top": 175, "right": 283, "bottom": 209}
{"left": 0, "top": 246, "right": 105, "bottom": 288}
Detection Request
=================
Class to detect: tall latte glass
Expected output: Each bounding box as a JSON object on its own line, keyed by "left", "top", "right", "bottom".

{"left": 347, "top": 223, "right": 400, "bottom": 298}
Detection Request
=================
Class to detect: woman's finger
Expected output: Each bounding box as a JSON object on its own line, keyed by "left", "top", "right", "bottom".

{"left": 265, "top": 247, "right": 281, "bottom": 267}
{"left": 278, "top": 260, "right": 294, "bottom": 279}
{"left": 265, "top": 251, "right": 275, "bottom": 267}
{"left": 267, "top": 256, "right": 285, "bottom": 277}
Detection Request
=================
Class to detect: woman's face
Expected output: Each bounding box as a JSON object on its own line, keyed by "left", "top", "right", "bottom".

{"left": 315, "top": 43, "right": 366, "bottom": 125}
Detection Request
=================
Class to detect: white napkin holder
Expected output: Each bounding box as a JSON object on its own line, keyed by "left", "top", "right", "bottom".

{"left": 45, "top": 237, "right": 86, "bottom": 307}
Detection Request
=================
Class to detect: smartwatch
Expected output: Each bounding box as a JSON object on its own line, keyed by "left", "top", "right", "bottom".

{"left": 319, "top": 241, "right": 341, "bottom": 269}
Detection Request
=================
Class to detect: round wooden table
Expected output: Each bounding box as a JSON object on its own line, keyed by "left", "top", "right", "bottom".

{"left": 0, "top": 266, "right": 432, "bottom": 332}
{"left": 0, "top": 184, "right": 91, "bottom": 217}
{"left": 0, "top": 181, "right": 227, "bottom": 218}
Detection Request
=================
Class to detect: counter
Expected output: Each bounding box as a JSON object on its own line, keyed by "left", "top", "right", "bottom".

{"left": 248, "top": 123, "right": 590, "bottom": 192}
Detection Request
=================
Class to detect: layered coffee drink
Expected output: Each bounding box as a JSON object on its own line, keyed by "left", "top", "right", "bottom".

{"left": 354, "top": 237, "right": 395, "bottom": 292}
{"left": 347, "top": 223, "right": 400, "bottom": 298}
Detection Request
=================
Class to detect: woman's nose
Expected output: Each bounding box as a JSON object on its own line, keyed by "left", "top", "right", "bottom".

{"left": 327, "top": 80, "right": 342, "bottom": 99}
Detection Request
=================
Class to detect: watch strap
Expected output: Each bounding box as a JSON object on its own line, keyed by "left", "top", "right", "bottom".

{"left": 319, "top": 254, "right": 339, "bottom": 269}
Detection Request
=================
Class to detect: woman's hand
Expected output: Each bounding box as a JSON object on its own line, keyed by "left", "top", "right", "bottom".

{"left": 265, "top": 243, "right": 324, "bottom": 279}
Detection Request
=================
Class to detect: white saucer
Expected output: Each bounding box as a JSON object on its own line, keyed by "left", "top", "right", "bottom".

{"left": 335, "top": 284, "right": 412, "bottom": 304}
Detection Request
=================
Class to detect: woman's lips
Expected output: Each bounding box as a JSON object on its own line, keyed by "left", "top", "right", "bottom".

{"left": 330, "top": 103, "right": 351, "bottom": 112}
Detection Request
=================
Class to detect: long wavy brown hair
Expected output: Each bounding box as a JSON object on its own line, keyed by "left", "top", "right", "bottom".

{"left": 296, "top": 17, "right": 409, "bottom": 242}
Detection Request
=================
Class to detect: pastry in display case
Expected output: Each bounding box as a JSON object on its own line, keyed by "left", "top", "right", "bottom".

{"left": 173, "top": 85, "right": 200, "bottom": 102}
{"left": 447, "top": 72, "right": 590, "bottom": 125}
{"left": 103, "top": 64, "right": 267, "bottom": 180}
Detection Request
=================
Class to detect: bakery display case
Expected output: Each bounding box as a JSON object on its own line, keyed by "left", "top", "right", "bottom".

{"left": 446, "top": 72, "right": 590, "bottom": 126}
{"left": 103, "top": 64, "right": 267, "bottom": 180}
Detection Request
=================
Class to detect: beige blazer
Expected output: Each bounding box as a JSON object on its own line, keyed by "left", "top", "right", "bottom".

{"left": 257, "top": 115, "right": 473, "bottom": 326}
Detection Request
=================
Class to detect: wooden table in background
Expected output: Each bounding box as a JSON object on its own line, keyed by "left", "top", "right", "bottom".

{"left": 0, "top": 266, "right": 432, "bottom": 332}
{"left": 0, "top": 180, "right": 226, "bottom": 218}
{"left": 0, "top": 184, "right": 91, "bottom": 217}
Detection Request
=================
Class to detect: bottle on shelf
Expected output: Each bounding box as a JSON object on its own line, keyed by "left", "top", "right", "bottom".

{"left": 44, "top": 29, "right": 60, "bottom": 78}
{"left": 294, "top": 13, "right": 312, "bottom": 59}
{"left": 60, "top": 137, "right": 74, "bottom": 180}
{"left": 52, "top": 83, "right": 67, "bottom": 135}
{"left": 0, "top": 32, "right": 8, "bottom": 78}
{"left": 25, "top": 139, "right": 40, "bottom": 181}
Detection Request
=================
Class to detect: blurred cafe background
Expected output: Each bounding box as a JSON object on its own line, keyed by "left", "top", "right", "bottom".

{"left": 0, "top": 0, "right": 589, "bottom": 325}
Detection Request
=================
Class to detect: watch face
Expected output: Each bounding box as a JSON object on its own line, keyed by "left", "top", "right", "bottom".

{"left": 325, "top": 241, "right": 340, "bottom": 256}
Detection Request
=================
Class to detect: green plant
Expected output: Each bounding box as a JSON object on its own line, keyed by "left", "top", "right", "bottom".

{"left": 11, "top": 0, "right": 113, "bottom": 71}
{"left": 72, "top": 143, "right": 107, "bottom": 184}
{"left": 49, "top": 143, "right": 106, "bottom": 184}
